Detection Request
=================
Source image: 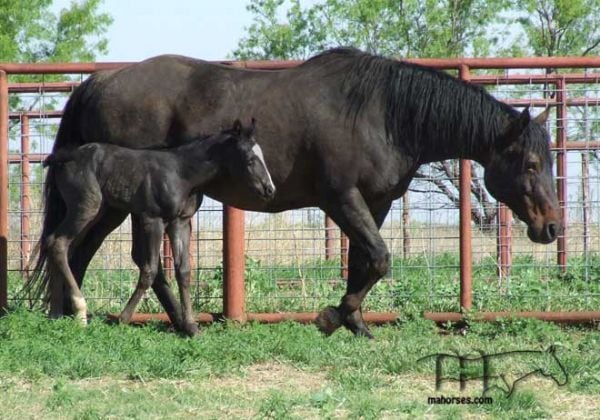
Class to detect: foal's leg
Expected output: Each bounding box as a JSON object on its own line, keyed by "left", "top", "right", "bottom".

{"left": 63, "top": 209, "right": 128, "bottom": 315}
{"left": 316, "top": 189, "right": 391, "bottom": 338}
{"left": 119, "top": 218, "right": 164, "bottom": 324}
{"left": 131, "top": 215, "right": 183, "bottom": 327}
{"left": 166, "top": 218, "right": 198, "bottom": 337}
{"left": 46, "top": 205, "right": 101, "bottom": 325}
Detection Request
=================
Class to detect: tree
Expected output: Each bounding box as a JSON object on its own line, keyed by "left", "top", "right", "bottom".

{"left": 516, "top": 0, "right": 600, "bottom": 57}
{"left": 0, "top": 0, "right": 112, "bottom": 63}
{"left": 234, "top": 0, "right": 511, "bottom": 59}
{"left": 2, "top": 0, "right": 112, "bottom": 111}
{"left": 233, "top": 0, "right": 511, "bottom": 232}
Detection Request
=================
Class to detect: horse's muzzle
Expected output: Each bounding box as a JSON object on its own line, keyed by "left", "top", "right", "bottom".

{"left": 527, "top": 221, "right": 562, "bottom": 244}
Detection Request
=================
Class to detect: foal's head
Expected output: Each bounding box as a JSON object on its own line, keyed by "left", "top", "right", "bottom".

{"left": 219, "top": 119, "right": 276, "bottom": 201}
{"left": 484, "top": 108, "right": 561, "bottom": 244}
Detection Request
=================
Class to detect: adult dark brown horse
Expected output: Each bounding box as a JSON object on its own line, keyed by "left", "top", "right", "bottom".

{"left": 31, "top": 48, "right": 561, "bottom": 338}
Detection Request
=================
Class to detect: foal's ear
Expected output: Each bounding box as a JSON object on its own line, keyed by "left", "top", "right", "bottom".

{"left": 232, "top": 119, "right": 243, "bottom": 136}
{"left": 249, "top": 117, "right": 257, "bottom": 137}
{"left": 517, "top": 106, "right": 531, "bottom": 130}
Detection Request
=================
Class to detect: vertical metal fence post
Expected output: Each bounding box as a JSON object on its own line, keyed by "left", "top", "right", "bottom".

{"left": 223, "top": 205, "right": 246, "bottom": 321}
{"left": 555, "top": 78, "right": 568, "bottom": 271}
{"left": 20, "top": 115, "right": 31, "bottom": 273}
{"left": 459, "top": 64, "right": 473, "bottom": 311}
{"left": 340, "top": 233, "right": 349, "bottom": 280}
{"left": 497, "top": 205, "right": 512, "bottom": 278}
{"left": 325, "top": 216, "right": 335, "bottom": 260}
{"left": 0, "top": 71, "right": 8, "bottom": 312}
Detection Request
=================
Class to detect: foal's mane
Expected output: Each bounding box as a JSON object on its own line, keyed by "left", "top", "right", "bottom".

{"left": 303, "top": 48, "right": 528, "bottom": 159}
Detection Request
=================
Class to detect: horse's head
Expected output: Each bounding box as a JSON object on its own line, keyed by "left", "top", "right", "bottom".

{"left": 484, "top": 108, "right": 561, "bottom": 244}
{"left": 223, "top": 119, "right": 276, "bottom": 201}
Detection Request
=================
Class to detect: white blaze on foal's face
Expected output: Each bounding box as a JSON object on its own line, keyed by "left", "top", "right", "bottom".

{"left": 251, "top": 143, "right": 276, "bottom": 192}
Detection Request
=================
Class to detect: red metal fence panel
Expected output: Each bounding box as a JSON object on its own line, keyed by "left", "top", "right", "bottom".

{"left": 1, "top": 57, "right": 600, "bottom": 323}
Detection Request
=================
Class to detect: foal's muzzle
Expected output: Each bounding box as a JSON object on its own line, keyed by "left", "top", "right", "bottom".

{"left": 262, "top": 183, "right": 276, "bottom": 200}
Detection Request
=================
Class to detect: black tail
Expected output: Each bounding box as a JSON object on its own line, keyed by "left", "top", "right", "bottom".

{"left": 19, "top": 79, "right": 89, "bottom": 308}
{"left": 19, "top": 165, "right": 65, "bottom": 308}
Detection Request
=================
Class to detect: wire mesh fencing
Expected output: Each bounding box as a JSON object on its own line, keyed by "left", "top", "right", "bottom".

{"left": 2, "top": 60, "right": 600, "bottom": 321}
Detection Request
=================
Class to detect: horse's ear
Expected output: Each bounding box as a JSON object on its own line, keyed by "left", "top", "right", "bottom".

{"left": 497, "top": 107, "right": 531, "bottom": 150}
{"left": 533, "top": 107, "right": 550, "bottom": 125}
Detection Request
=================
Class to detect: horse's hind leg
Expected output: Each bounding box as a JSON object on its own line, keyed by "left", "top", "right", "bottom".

{"left": 166, "top": 218, "right": 198, "bottom": 336}
{"left": 316, "top": 190, "right": 391, "bottom": 338}
{"left": 119, "top": 217, "right": 164, "bottom": 324}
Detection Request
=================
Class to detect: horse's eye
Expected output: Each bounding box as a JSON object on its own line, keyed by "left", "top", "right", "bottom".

{"left": 525, "top": 161, "right": 539, "bottom": 173}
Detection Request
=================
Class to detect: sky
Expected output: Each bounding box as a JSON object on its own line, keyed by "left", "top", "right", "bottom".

{"left": 51, "top": 0, "right": 258, "bottom": 61}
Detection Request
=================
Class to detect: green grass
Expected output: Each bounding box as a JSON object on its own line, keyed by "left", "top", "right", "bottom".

{"left": 0, "top": 310, "right": 598, "bottom": 418}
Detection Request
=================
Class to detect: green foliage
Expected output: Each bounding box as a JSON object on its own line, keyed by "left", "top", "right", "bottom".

{"left": 233, "top": 0, "right": 512, "bottom": 60}
{"left": 0, "top": 0, "right": 112, "bottom": 63}
{"left": 2, "top": 0, "right": 113, "bottom": 114}
{"left": 235, "top": 0, "right": 600, "bottom": 60}
{"left": 515, "top": 0, "right": 600, "bottom": 57}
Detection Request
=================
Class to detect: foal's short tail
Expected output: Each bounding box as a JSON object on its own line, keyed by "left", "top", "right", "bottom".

{"left": 43, "top": 150, "right": 75, "bottom": 167}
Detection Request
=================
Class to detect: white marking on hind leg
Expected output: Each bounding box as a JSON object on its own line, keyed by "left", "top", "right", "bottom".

{"left": 72, "top": 295, "right": 88, "bottom": 326}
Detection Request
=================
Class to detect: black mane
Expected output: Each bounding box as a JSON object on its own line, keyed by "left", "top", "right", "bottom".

{"left": 304, "top": 48, "right": 522, "bottom": 160}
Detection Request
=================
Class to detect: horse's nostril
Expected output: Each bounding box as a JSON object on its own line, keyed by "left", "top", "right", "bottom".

{"left": 547, "top": 222, "right": 558, "bottom": 239}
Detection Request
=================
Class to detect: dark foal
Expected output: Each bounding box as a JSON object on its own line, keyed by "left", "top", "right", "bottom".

{"left": 43, "top": 120, "right": 275, "bottom": 335}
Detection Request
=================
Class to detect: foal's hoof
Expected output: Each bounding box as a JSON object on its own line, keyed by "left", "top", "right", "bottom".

{"left": 315, "top": 306, "right": 342, "bottom": 336}
{"left": 76, "top": 314, "right": 88, "bottom": 327}
{"left": 182, "top": 322, "right": 199, "bottom": 337}
{"left": 352, "top": 326, "right": 374, "bottom": 340}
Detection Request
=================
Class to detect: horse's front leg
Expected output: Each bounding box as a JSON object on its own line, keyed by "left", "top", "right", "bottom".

{"left": 316, "top": 189, "right": 391, "bottom": 338}
{"left": 120, "top": 217, "right": 164, "bottom": 324}
{"left": 166, "top": 218, "right": 198, "bottom": 337}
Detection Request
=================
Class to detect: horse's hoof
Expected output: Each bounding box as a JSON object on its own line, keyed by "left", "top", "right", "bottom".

{"left": 315, "top": 306, "right": 342, "bottom": 336}
{"left": 341, "top": 309, "right": 374, "bottom": 339}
